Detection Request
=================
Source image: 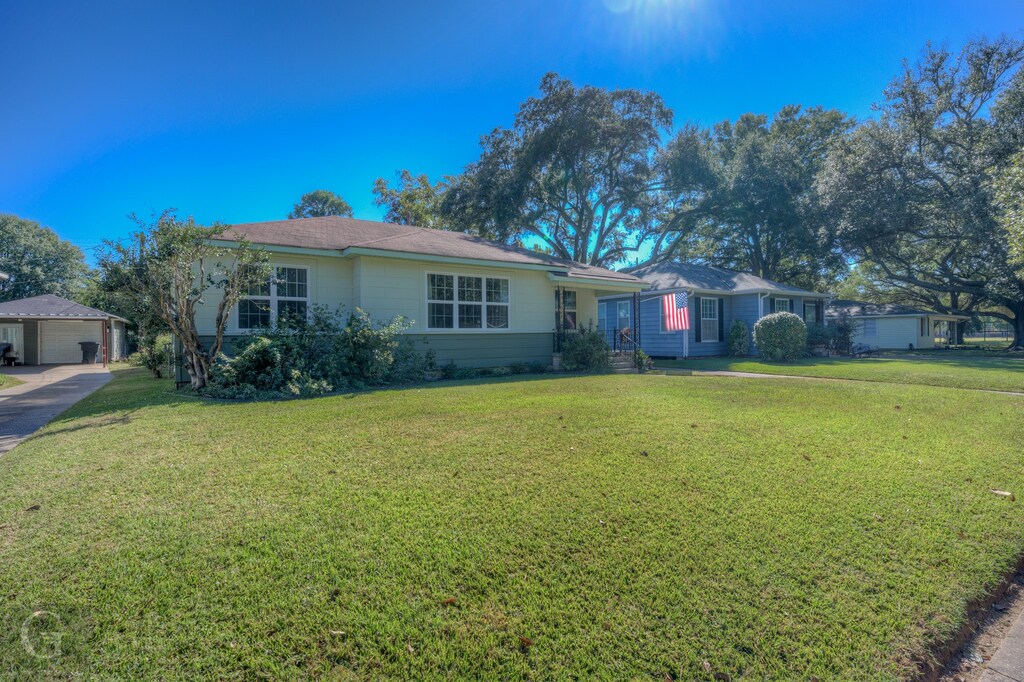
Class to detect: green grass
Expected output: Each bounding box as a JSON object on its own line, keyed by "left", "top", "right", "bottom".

{"left": 656, "top": 353, "right": 1024, "bottom": 392}
{"left": 2, "top": 369, "right": 1024, "bottom": 679}
{"left": 0, "top": 372, "right": 23, "bottom": 390}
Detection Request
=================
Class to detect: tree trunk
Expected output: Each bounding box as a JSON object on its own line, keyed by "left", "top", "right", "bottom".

{"left": 1011, "top": 307, "right": 1024, "bottom": 351}
{"left": 181, "top": 346, "right": 210, "bottom": 390}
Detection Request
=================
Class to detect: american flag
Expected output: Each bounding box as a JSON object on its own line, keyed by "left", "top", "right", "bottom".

{"left": 662, "top": 291, "right": 690, "bottom": 331}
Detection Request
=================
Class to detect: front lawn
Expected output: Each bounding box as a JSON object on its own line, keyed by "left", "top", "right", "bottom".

{"left": 2, "top": 369, "right": 1023, "bottom": 679}
{"left": 656, "top": 353, "right": 1024, "bottom": 392}
{"left": 0, "top": 372, "right": 23, "bottom": 390}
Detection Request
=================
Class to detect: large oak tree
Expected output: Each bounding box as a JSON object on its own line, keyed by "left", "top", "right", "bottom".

{"left": 442, "top": 73, "right": 672, "bottom": 266}
{"left": 820, "top": 37, "right": 1024, "bottom": 347}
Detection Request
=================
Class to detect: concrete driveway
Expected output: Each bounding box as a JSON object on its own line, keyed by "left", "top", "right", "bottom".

{"left": 0, "top": 365, "right": 112, "bottom": 454}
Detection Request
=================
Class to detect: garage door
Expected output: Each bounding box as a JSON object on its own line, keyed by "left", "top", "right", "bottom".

{"left": 41, "top": 320, "right": 102, "bottom": 364}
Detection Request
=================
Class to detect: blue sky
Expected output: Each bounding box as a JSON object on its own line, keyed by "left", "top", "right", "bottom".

{"left": 2, "top": 0, "right": 1021, "bottom": 264}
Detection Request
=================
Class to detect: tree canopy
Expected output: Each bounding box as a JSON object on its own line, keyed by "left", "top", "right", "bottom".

{"left": 288, "top": 190, "right": 353, "bottom": 219}
{"left": 441, "top": 73, "right": 672, "bottom": 266}
{"left": 100, "top": 211, "right": 270, "bottom": 389}
{"left": 0, "top": 214, "right": 87, "bottom": 301}
{"left": 372, "top": 170, "right": 447, "bottom": 228}
{"left": 819, "top": 36, "right": 1024, "bottom": 347}
{"left": 658, "top": 106, "right": 852, "bottom": 290}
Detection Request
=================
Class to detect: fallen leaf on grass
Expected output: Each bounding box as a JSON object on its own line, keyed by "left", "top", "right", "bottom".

{"left": 991, "top": 490, "right": 1015, "bottom": 501}
{"left": 441, "top": 597, "right": 457, "bottom": 606}
{"left": 25, "top": 505, "right": 40, "bottom": 512}
{"left": 519, "top": 636, "right": 532, "bottom": 652}
{"left": 802, "top": 454, "right": 811, "bottom": 462}
{"left": 407, "top": 644, "right": 415, "bottom": 654}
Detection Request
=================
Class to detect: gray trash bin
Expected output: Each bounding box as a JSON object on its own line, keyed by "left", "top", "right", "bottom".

{"left": 79, "top": 341, "right": 99, "bottom": 364}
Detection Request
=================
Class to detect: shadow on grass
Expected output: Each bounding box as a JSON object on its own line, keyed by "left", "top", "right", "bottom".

{"left": 57, "top": 366, "right": 601, "bottom": 416}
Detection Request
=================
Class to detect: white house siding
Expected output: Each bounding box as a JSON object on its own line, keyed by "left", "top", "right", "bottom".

{"left": 851, "top": 317, "right": 921, "bottom": 350}
{"left": 192, "top": 252, "right": 356, "bottom": 335}
{"left": 185, "top": 251, "right": 613, "bottom": 374}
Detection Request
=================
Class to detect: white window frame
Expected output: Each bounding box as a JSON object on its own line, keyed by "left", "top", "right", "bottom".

{"left": 237, "top": 265, "right": 311, "bottom": 330}
{"left": 556, "top": 289, "right": 578, "bottom": 330}
{"left": 774, "top": 298, "right": 791, "bottom": 313}
{"left": 598, "top": 302, "right": 607, "bottom": 330}
{"left": 426, "top": 272, "right": 511, "bottom": 332}
{"left": 616, "top": 300, "right": 631, "bottom": 330}
{"left": 862, "top": 318, "right": 878, "bottom": 338}
{"left": 700, "top": 297, "right": 719, "bottom": 343}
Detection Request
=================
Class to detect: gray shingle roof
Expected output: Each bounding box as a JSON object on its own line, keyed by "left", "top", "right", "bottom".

{"left": 0, "top": 295, "right": 126, "bottom": 320}
{"left": 827, "top": 299, "right": 940, "bottom": 318}
{"left": 224, "top": 217, "right": 642, "bottom": 284}
{"left": 624, "top": 261, "right": 826, "bottom": 295}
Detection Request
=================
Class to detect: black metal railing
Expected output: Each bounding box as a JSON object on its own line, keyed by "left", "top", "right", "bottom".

{"left": 553, "top": 327, "right": 637, "bottom": 354}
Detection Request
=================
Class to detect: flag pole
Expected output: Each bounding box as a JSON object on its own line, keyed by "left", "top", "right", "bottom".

{"left": 683, "top": 290, "right": 690, "bottom": 358}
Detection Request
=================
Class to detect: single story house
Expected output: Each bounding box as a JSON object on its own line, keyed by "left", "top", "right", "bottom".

{"left": 597, "top": 262, "right": 830, "bottom": 358}
{"left": 0, "top": 295, "right": 129, "bottom": 365}
{"left": 826, "top": 299, "right": 969, "bottom": 350}
{"left": 180, "top": 216, "right": 646, "bottom": 379}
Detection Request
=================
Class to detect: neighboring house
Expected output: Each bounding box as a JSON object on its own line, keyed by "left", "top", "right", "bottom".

{"left": 826, "top": 300, "right": 968, "bottom": 350}
{"left": 0, "top": 295, "right": 128, "bottom": 365}
{"left": 180, "top": 217, "right": 645, "bottom": 379}
{"left": 598, "top": 262, "right": 830, "bottom": 358}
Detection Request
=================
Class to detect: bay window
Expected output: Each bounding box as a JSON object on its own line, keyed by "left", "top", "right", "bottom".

{"left": 428, "top": 273, "right": 510, "bottom": 330}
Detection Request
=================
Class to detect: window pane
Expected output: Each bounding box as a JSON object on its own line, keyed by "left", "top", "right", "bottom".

{"left": 702, "top": 298, "right": 717, "bottom": 319}
{"left": 242, "top": 266, "right": 270, "bottom": 297}
{"left": 617, "top": 302, "right": 630, "bottom": 329}
{"left": 486, "top": 278, "right": 509, "bottom": 303}
{"left": 563, "top": 311, "right": 578, "bottom": 330}
{"left": 239, "top": 299, "right": 271, "bottom": 329}
{"left": 487, "top": 305, "right": 509, "bottom": 329}
{"left": 701, "top": 319, "right": 719, "bottom": 342}
{"left": 562, "top": 290, "right": 577, "bottom": 311}
{"left": 277, "top": 300, "right": 307, "bottom": 327}
{"left": 459, "top": 303, "right": 482, "bottom": 328}
{"left": 428, "top": 302, "right": 453, "bottom": 328}
{"left": 276, "top": 267, "right": 307, "bottom": 299}
{"left": 428, "top": 274, "right": 453, "bottom": 301}
{"left": 458, "top": 276, "right": 482, "bottom": 302}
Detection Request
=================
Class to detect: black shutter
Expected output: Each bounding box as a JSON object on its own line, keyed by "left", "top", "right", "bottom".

{"left": 694, "top": 296, "right": 702, "bottom": 343}
{"left": 769, "top": 298, "right": 776, "bottom": 314}
{"left": 816, "top": 300, "right": 824, "bottom": 325}
{"left": 718, "top": 298, "right": 725, "bottom": 342}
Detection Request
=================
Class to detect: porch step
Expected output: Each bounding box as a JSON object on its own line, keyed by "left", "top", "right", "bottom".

{"left": 612, "top": 368, "right": 638, "bottom": 374}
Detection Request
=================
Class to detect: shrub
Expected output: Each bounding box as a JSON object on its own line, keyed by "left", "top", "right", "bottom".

{"left": 129, "top": 333, "right": 170, "bottom": 378}
{"left": 830, "top": 315, "right": 858, "bottom": 355}
{"left": 510, "top": 361, "right": 549, "bottom": 375}
{"left": 560, "top": 329, "right": 611, "bottom": 372}
{"left": 727, "top": 320, "right": 750, "bottom": 357}
{"left": 633, "top": 348, "right": 653, "bottom": 373}
{"left": 204, "top": 306, "right": 429, "bottom": 399}
{"left": 753, "top": 312, "right": 807, "bottom": 362}
{"left": 806, "top": 324, "right": 837, "bottom": 354}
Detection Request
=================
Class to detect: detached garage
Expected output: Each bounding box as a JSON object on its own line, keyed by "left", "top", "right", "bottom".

{"left": 0, "top": 295, "right": 129, "bottom": 366}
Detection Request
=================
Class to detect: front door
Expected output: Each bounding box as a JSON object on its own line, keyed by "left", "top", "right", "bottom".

{"left": 0, "top": 324, "right": 24, "bottom": 364}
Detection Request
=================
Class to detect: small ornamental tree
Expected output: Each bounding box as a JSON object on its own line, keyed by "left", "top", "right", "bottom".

{"left": 727, "top": 319, "right": 750, "bottom": 357}
{"left": 103, "top": 211, "right": 270, "bottom": 390}
{"left": 753, "top": 312, "right": 807, "bottom": 361}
